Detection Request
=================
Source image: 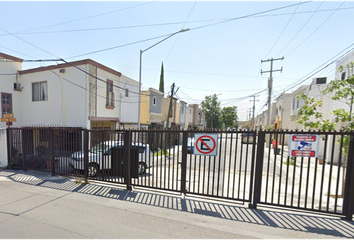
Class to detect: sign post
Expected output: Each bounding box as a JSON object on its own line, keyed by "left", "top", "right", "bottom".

{"left": 193, "top": 133, "right": 218, "bottom": 156}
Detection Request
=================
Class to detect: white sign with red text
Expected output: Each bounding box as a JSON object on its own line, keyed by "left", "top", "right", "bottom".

{"left": 288, "top": 134, "right": 319, "bottom": 158}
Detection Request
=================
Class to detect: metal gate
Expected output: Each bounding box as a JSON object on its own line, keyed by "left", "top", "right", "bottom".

{"left": 252, "top": 130, "right": 354, "bottom": 220}
{"left": 6, "top": 127, "right": 354, "bottom": 220}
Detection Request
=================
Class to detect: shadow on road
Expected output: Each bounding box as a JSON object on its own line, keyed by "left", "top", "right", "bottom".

{"left": 1, "top": 169, "right": 353, "bottom": 238}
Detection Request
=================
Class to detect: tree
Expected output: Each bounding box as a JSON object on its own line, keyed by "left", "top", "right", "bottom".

{"left": 297, "top": 62, "right": 354, "bottom": 133}
{"left": 221, "top": 106, "right": 238, "bottom": 129}
{"left": 201, "top": 94, "right": 222, "bottom": 129}
{"left": 159, "top": 62, "right": 164, "bottom": 94}
{"left": 297, "top": 62, "right": 354, "bottom": 197}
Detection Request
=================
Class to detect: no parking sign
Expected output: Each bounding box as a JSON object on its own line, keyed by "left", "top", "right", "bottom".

{"left": 193, "top": 133, "right": 218, "bottom": 156}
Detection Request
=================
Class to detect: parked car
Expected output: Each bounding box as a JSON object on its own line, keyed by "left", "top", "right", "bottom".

{"left": 187, "top": 137, "right": 195, "bottom": 153}
{"left": 241, "top": 132, "right": 254, "bottom": 144}
{"left": 68, "top": 141, "right": 152, "bottom": 177}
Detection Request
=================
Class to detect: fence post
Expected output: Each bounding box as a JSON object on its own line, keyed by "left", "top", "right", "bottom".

{"left": 248, "top": 130, "right": 257, "bottom": 203}
{"left": 50, "top": 128, "right": 55, "bottom": 176}
{"left": 343, "top": 132, "right": 354, "bottom": 220}
{"left": 250, "top": 130, "right": 265, "bottom": 209}
{"left": 21, "top": 129, "right": 26, "bottom": 171}
{"left": 6, "top": 127, "right": 10, "bottom": 167}
{"left": 124, "top": 130, "right": 132, "bottom": 190}
{"left": 180, "top": 131, "right": 188, "bottom": 195}
{"left": 83, "top": 129, "right": 89, "bottom": 182}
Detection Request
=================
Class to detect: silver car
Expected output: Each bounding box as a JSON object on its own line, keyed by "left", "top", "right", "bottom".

{"left": 69, "top": 141, "right": 152, "bottom": 177}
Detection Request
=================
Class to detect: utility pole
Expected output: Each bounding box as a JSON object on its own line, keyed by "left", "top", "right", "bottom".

{"left": 247, "top": 108, "right": 252, "bottom": 128}
{"left": 250, "top": 95, "right": 259, "bottom": 130}
{"left": 166, "top": 83, "right": 179, "bottom": 129}
{"left": 261, "top": 57, "right": 284, "bottom": 128}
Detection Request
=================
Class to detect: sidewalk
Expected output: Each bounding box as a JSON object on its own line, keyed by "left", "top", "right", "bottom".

{"left": 0, "top": 168, "right": 353, "bottom": 239}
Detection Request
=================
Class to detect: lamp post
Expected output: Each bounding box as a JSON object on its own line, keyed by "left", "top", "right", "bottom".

{"left": 137, "top": 28, "right": 190, "bottom": 130}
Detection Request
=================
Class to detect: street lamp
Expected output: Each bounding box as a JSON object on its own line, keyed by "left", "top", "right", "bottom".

{"left": 137, "top": 28, "right": 190, "bottom": 130}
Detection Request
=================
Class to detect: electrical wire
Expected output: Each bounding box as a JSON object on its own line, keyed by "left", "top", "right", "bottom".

{"left": 151, "top": 1, "right": 197, "bottom": 88}
{"left": 3, "top": 6, "right": 354, "bottom": 37}
{"left": 7, "top": 2, "right": 156, "bottom": 36}
{"left": 191, "top": 1, "right": 311, "bottom": 31}
{"left": 263, "top": 1, "right": 301, "bottom": 59}
{"left": 63, "top": 2, "right": 312, "bottom": 61}
{"left": 275, "top": 1, "right": 324, "bottom": 57}
{"left": 280, "top": 42, "right": 354, "bottom": 93}
{"left": 285, "top": 1, "right": 345, "bottom": 58}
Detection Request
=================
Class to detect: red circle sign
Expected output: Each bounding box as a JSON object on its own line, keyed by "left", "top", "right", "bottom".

{"left": 195, "top": 135, "right": 216, "bottom": 154}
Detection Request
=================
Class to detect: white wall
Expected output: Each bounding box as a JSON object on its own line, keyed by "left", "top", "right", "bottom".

{"left": 119, "top": 75, "right": 139, "bottom": 125}
{"left": 0, "top": 60, "right": 23, "bottom": 128}
{"left": 0, "top": 128, "right": 7, "bottom": 168}
{"left": 95, "top": 68, "right": 120, "bottom": 121}
{"left": 335, "top": 50, "right": 354, "bottom": 80}
{"left": 19, "top": 65, "right": 88, "bottom": 128}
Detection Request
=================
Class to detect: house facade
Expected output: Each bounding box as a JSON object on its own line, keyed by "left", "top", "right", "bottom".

{"left": 139, "top": 88, "right": 164, "bottom": 129}
{"left": 0, "top": 53, "right": 24, "bottom": 128}
{"left": 0, "top": 52, "right": 142, "bottom": 130}
{"left": 119, "top": 75, "right": 139, "bottom": 128}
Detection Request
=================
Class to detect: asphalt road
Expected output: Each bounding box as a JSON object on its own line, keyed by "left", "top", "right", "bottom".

{"left": 1, "top": 168, "right": 353, "bottom": 239}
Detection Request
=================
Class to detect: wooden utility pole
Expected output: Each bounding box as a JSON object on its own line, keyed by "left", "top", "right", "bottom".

{"left": 261, "top": 57, "right": 284, "bottom": 128}
{"left": 250, "top": 95, "right": 259, "bottom": 130}
{"left": 166, "top": 83, "right": 179, "bottom": 129}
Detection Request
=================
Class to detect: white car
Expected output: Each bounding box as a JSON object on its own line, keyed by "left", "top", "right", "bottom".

{"left": 69, "top": 141, "right": 152, "bottom": 177}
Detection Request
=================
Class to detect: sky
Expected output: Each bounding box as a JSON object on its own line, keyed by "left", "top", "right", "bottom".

{"left": 1, "top": 0, "right": 354, "bottom": 121}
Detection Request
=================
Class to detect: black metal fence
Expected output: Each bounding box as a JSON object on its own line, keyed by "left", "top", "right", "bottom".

{"left": 6, "top": 127, "right": 354, "bottom": 220}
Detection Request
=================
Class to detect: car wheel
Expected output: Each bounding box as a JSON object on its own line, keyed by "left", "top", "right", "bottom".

{"left": 138, "top": 162, "right": 147, "bottom": 175}
{"left": 88, "top": 163, "right": 99, "bottom": 177}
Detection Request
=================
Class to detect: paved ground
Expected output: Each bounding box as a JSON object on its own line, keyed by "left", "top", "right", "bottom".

{"left": 0, "top": 168, "right": 353, "bottom": 239}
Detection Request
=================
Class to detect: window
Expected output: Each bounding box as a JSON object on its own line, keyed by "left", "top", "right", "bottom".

{"left": 125, "top": 88, "right": 129, "bottom": 97}
{"left": 1, "top": 92, "right": 12, "bottom": 116}
{"left": 153, "top": 96, "right": 156, "bottom": 106}
{"left": 106, "top": 80, "right": 115, "bottom": 109}
{"left": 341, "top": 72, "right": 346, "bottom": 80}
{"left": 32, "top": 82, "right": 48, "bottom": 101}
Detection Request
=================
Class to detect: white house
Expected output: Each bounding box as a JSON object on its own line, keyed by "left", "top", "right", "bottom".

{"left": 18, "top": 59, "right": 122, "bottom": 130}
{"left": 119, "top": 75, "right": 139, "bottom": 128}
{"left": 0, "top": 53, "right": 24, "bottom": 128}
{"left": 0, "top": 52, "right": 141, "bottom": 130}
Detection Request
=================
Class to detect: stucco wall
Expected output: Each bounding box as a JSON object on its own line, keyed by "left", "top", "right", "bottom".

{"left": 19, "top": 65, "right": 88, "bottom": 127}
{"left": 119, "top": 75, "right": 139, "bottom": 125}
{"left": 95, "top": 68, "right": 120, "bottom": 120}
{"left": 0, "top": 128, "right": 7, "bottom": 168}
{"left": 0, "top": 59, "right": 23, "bottom": 128}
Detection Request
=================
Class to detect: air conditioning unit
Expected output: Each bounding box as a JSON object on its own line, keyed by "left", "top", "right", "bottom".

{"left": 14, "top": 83, "right": 22, "bottom": 90}
{"left": 312, "top": 77, "right": 327, "bottom": 85}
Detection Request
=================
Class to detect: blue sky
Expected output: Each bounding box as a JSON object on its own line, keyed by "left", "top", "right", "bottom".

{"left": 1, "top": 1, "right": 353, "bottom": 121}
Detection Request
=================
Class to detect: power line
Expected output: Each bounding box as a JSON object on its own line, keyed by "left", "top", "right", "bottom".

{"left": 285, "top": 1, "right": 345, "bottom": 58}
{"left": 2, "top": 6, "right": 354, "bottom": 37}
{"left": 280, "top": 42, "right": 354, "bottom": 93}
{"left": 64, "top": 2, "right": 312, "bottom": 60}
{"left": 7, "top": 2, "right": 156, "bottom": 36}
{"left": 191, "top": 1, "right": 311, "bottom": 31}
{"left": 275, "top": 1, "right": 324, "bottom": 57}
{"left": 66, "top": 32, "right": 180, "bottom": 59}
{"left": 263, "top": 1, "right": 300, "bottom": 59}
